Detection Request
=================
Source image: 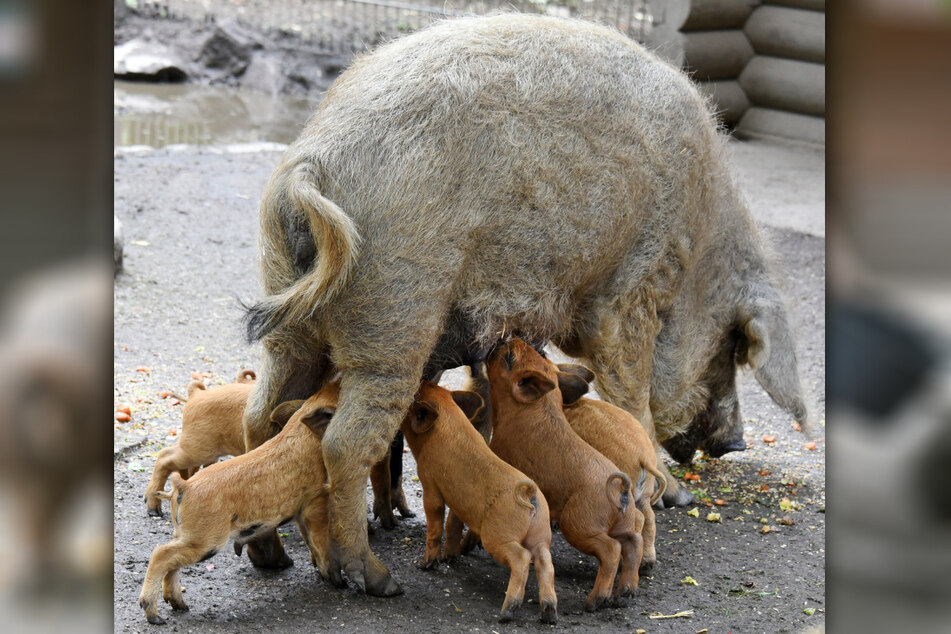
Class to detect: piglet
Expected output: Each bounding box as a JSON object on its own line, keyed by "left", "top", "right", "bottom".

{"left": 138, "top": 382, "right": 343, "bottom": 625}
{"left": 556, "top": 363, "right": 667, "bottom": 574}
{"left": 486, "top": 338, "right": 643, "bottom": 611}
{"left": 144, "top": 369, "right": 258, "bottom": 517}
{"left": 402, "top": 381, "right": 557, "bottom": 624}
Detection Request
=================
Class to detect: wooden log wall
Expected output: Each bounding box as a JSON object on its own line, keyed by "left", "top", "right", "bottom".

{"left": 646, "top": 0, "right": 825, "bottom": 142}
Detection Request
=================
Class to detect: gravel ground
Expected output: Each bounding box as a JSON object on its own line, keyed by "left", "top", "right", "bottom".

{"left": 113, "top": 140, "right": 825, "bottom": 633}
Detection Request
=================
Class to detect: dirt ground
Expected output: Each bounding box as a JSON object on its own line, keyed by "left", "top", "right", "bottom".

{"left": 113, "top": 138, "right": 825, "bottom": 633}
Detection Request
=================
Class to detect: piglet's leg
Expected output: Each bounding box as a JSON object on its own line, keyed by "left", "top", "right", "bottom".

{"left": 162, "top": 568, "right": 187, "bottom": 612}
{"left": 370, "top": 450, "right": 396, "bottom": 529}
{"left": 483, "top": 539, "right": 531, "bottom": 623}
{"left": 419, "top": 490, "right": 446, "bottom": 569}
{"left": 139, "top": 540, "right": 204, "bottom": 624}
{"left": 532, "top": 542, "right": 558, "bottom": 624}
{"left": 565, "top": 529, "right": 622, "bottom": 612}
{"left": 637, "top": 496, "right": 657, "bottom": 575}
{"left": 300, "top": 499, "right": 345, "bottom": 587}
{"left": 444, "top": 511, "right": 465, "bottom": 561}
{"left": 144, "top": 447, "right": 189, "bottom": 517}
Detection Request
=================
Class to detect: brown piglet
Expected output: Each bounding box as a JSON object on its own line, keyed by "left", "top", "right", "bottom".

{"left": 486, "top": 338, "right": 644, "bottom": 611}
{"left": 138, "top": 382, "right": 344, "bottom": 625}
{"left": 145, "top": 370, "right": 407, "bottom": 530}
{"left": 401, "top": 382, "right": 557, "bottom": 624}
{"left": 144, "top": 369, "right": 258, "bottom": 517}
{"left": 556, "top": 364, "right": 667, "bottom": 574}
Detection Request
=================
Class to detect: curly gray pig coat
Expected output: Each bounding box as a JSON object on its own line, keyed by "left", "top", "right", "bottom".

{"left": 242, "top": 14, "right": 809, "bottom": 593}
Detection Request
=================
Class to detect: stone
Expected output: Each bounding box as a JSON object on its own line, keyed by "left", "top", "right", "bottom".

{"left": 114, "top": 38, "right": 188, "bottom": 82}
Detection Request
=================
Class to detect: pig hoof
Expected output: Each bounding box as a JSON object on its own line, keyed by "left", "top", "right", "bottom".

{"left": 370, "top": 574, "right": 403, "bottom": 597}
{"left": 147, "top": 508, "right": 163, "bottom": 518}
{"left": 610, "top": 595, "right": 629, "bottom": 608}
{"left": 662, "top": 484, "right": 695, "bottom": 508}
{"left": 246, "top": 537, "right": 293, "bottom": 569}
{"left": 378, "top": 512, "right": 397, "bottom": 530}
{"left": 639, "top": 559, "right": 655, "bottom": 576}
{"left": 329, "top": 569, "right": 347, "bottom": 588}
{"left": 419, "top": 558, "right": 438, "bottom": 570}
{"left": 584, "top": 595, "right": 610, "bottom": 612}
{"left": 397, "top": 507, "right": 416, "bottom": 519}
{"left": 540, "top": 602, "right": 557, "bottom": 624}
{"left": 346, "top": 559, "right": 403, "bottom": 597}
{"left": 498, "top": 600, "right": 520, "bottom": 623}
{"left": 166, "top": 599, "right": 189, "bottom": 612}
{"left": 146, "top": 614, "right": 166, "bottom": 625}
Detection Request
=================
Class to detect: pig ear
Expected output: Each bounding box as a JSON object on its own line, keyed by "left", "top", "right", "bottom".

{"left": 512, "top": 370, "right": 556, "bottom": 403}
{"left": 556, "top": 363, "right": 596, "bottom": 384}
{"left": 410, "top": 401, "right": 439, "bottom": 434}
{"left": 556, "top": 371, "right": 590, "bottom": 405}
{"left": 450, "top": 391, "right": 484, "bottom": 421}
{"left": 739, "top": 289, "right": 809, "bottom": 427}
{"left": 269, "top": 400, "right": 307, "bottom": 428}
{"left": 301, "top": 407, "right": 335, "bottom": 439}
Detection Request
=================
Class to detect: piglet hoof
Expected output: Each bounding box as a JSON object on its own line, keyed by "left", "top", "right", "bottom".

{"left": 498, "top": 599, "right": 520, "bottom": 623}
{"left": 246, "top": 535, "right": 294, "bottom": 569}
{"left": 639, "top": 559, "right": 655, "bottom": 576}
{"left": 609, "top": 595, "right": 629, "bottom": 608}
{"left": 146, "top": 614, "right": 167, "bottom": 625}
{"left": 394, "top": 491, "right": 415, "bottom": 518}
{"left": 377, "top": 510, "right": 397, "bottom": 530}
{"left": 584, "top": 595, "right": 610, "bottom": 612}
{"left": 247, "top": 548, "right": 293, "bottom": 569}
{"left": 418, "top": 557, "right": 438, "bottom": 571}
{"left": 147, "top": 507, "right": 164, "bottom": 518}
{"left": 662, "top": 483, "right": 695, "bottom": 508}
{"left": 166, "top": 598, "right": 189, "bottom": 612}
{"left": 540, "top": 601, "right": 558, "bottom": 624}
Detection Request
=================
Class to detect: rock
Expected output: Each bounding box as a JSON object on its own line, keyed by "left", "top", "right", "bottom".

{"left": 197, "top": 19, "right": 257, "bottom": 76}
{"left": 114, "top": 38, "right": 188, "bottom": 82}
{"left": 285, "top": 57, "right": 326, "bottom": 93}
{"left": 114, "top": 215, "right": 124, "bottom": 276}
{"left": 240, "top": 52, "right": 285, "bottom": 95}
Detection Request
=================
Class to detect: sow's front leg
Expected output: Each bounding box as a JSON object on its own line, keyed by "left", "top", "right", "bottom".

{"left": 566, "top": 290, "right": 695, "bottom": 508}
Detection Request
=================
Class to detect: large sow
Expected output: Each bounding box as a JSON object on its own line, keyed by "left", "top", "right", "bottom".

{"left": 242, "top": 14, "right": 809, "bottom": 595}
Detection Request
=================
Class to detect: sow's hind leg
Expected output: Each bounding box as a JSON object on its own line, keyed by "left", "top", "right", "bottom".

{"left": 241, "top": 346, "right": 334, "bottom": 569}
{"left": 321, "top": 325, "right": 438, "bottom": 597}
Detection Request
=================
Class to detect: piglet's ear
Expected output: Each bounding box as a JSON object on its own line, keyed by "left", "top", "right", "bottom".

{"left": 513, "top": 370, "right": 555, "bottom": 403}
{"left": 269, "top": 400, "right": 307, "bottom": 428}
{"left": 410, "top": 401, "right": 439, "bottom": 434}
{"left": 556, "top": 363, "right": 595, "bottom": 384}
{"left": 556, "top": 371, "right": 590, "bottom": 405}
{"left": 451, "top": 391, "right": 484, "bottom": 421}
{"left": 301, "top": 407, "right": 335, "bottom": 439}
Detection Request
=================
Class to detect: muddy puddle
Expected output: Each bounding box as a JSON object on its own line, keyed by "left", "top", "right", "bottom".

{"left": 114, "top": 81, "right": 321, "bottom": 148}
